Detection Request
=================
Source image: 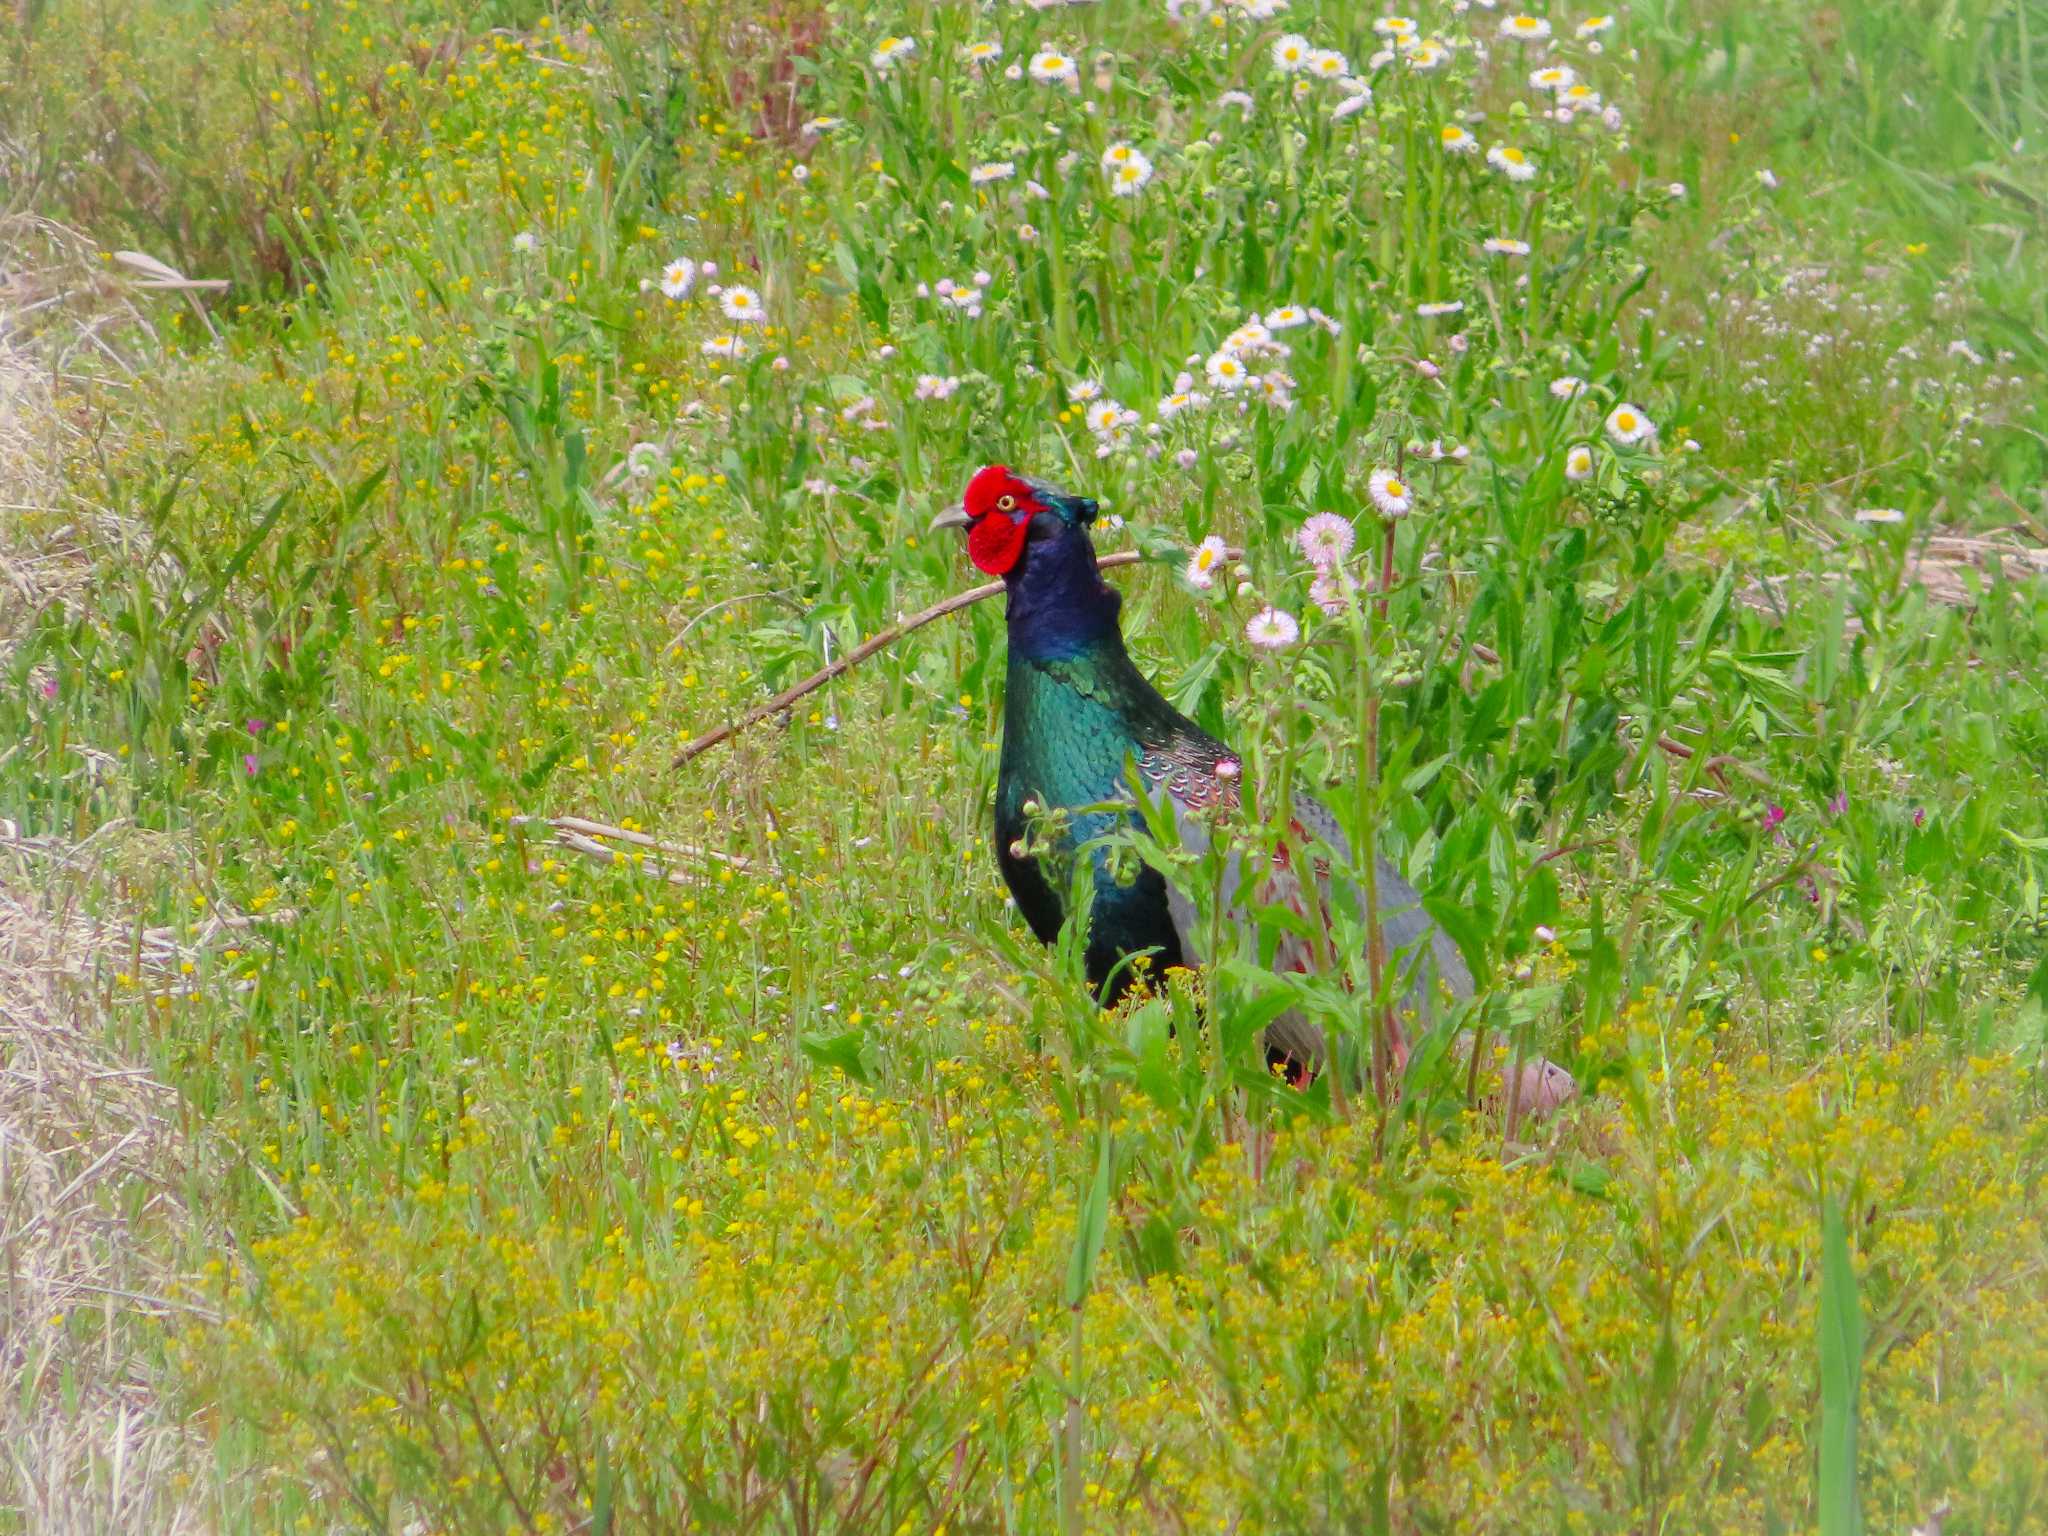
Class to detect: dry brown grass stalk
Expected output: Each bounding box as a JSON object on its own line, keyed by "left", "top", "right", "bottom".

{"left": 515, "top": 813, "right": 758, "bottom": 883}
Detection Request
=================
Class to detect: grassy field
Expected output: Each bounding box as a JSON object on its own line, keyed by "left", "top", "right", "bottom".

{"left": 2, "top": 0, "right": 2046, "bottom": 1529}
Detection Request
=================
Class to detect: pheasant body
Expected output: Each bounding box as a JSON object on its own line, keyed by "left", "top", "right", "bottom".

{"left": 950, "top": 469, "right": 1470, "bottom": 1071}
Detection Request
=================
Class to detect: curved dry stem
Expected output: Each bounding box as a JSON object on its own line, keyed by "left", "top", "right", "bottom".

{"left": 671, "top": 549, "right": 1230, "bottom": 767}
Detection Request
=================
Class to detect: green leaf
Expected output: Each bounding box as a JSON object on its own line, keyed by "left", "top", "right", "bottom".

{"left": 1818, "top": 1197, "right": 1864, "bottom": 1536}
{"left": 1419, "top": 893, "right": 1490, "bottom": 981}
{"left": 172, "top": 485, "right": 299, "bottom": 651}
{"left": 1064, "top": 1128, "right": 1114, "bottom": 1307}
{"left": 1401, "top": 752, "right": 1453, "bottom": 794}
{"left": 2023, "top": 953, "right": 2048, "bottom": 1016}
{"left": 799, "top": 1028, "right": 875, "bottom": 1085}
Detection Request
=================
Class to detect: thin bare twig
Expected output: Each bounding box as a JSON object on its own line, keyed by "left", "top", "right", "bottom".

{"left": 671, "top": 550, "right": 1229, "bottom": 767}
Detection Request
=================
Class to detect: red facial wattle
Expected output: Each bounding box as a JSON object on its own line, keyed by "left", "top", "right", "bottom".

{"left": 961, "top": 463, "right": 1038, "bottom": 575}
{"left": 967, "top": 509, "right": 1030, "bottom": 574}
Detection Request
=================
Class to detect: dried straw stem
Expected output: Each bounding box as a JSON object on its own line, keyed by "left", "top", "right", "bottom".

{"left": 514, "top": 814, "right": 758, "bottom": 882}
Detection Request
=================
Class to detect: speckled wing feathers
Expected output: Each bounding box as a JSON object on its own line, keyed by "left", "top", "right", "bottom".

{"left": 1131, "top": 728, "right": 1473, "bottom": 1069}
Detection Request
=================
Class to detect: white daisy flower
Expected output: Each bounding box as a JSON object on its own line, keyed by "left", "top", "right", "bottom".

{"left": 720, "top": 285, "right": 766, "bottom": 322}
{"left": 1297, "top": 512, "right": 1356, "bottom": 566}
{"left": 1367, "top": 468, "right": 1413, "bottom": 518}
{"left": 660, "top": 259, "right": 696, "bottom": 299}
{"left": 1271, "top": 33, "right": 1313, "bottom": 72}
{"left": 800, "top": 117, "right": 842, "bottom": 137}
{"left": 1157, "top": 390, "right": 1203, "bottom": 417}
{"left": 1560, "top": 83, "right": 1603, "bottom": 110}
{"left": 1218, "top": 89, "right": 1256, "bottom": 113}
{"left": 1372, "top": 16, "right": 1417, "bottom": 38}
{"left": 969, "top": 161, "right": 1015, "bottom": 185}
{"left": 1310, "top": 570, "right": 1348, "bottom": 615}
{"left": 1483, "top": 236, "right": 1531, "bottom": 255}
{"left": 915, "top": 374, "right": 961, "bottom": 400}
{"left": 1205, "top": 350, "right": 1250, "bottom": 391}
{"left": 1308, "top": 48, "right": 1350, "bottom": 79}
{"left": 512, "top": 231, "right": 539, "bottom": 255}
{"left": 1255, "top": 372, "right": 1296, "bottom": 410}
{"left": 1550, "top": 374, "right": 1587, "bottom": 399}
{"left": 1246, "top": 606, "right": 1301, "bottom": 650}
{"left": 1564, "top": 444, "right": 1594, "bottom": 480}
{"left": 1499, "top": 14, "right": 1552, "bottom": 40}
{"left": 1439, "top": 124, "right": 1479, "bottom": 154}
{"left": 1854, "top": 507, "right": 1906, "bottom": 524}
{"left": 1085, "top": 400, "right": 1131, "bottom": 434}
{"left": 1224, "top": 320, "right": 1274, "bottom": 354}
{"left": 1529, "top": 64, "right": 1576, "bottom": 92}
{"left": 871, "top": 35, "right": 918, "bottom": 71}
{"left": 962, "top": 39, "right": 1003, "bottom": 63}
{"left": 1405, "top": 40, "right": 1449, "bottom": 69}
{"left": 1576, "top": 14, "right": 1615, "bottom": 37}
{"left": 1068, "top": 379, "right": 1103, "bottom": 403}
{"left": 1264, "top": 304, "right": 1310, "bottom": 330}
{"left": 1416, "top": 300, "right": 1465, "bottom": 317}
{"left": 1604, "top": 402, "right": 1655, "bottom": 445}
{"left": 1185, "top": 534, "right": 1229, "bottom": 588}
{"left": 1108, "top": 153, "right": 1155, "bottom": 196}
{"left": 701, "top": 334, "right": 745, "bottom": 358}
{"left": 1487, "top": 144, "right": 1537, "bottom": 181}
{"left": 1028, "top": 49, "right": 1080, "bottom": 86}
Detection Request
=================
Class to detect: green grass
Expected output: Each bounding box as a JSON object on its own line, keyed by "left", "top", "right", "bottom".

{"left": 3, "top": 0, "right": 2047, "bottom": 1529}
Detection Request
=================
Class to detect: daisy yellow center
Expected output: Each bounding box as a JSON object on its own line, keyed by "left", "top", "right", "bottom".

{"left": 1386, "top": 479, "right": 1406, "bottom": 498}
{"left": 1118, "top": 165, "right": 1143, "bottom": 182}
{"left": 1503, "top": 148, "right": 1526, "bottom": 163}
{"left": 1617, "top": 412, "right": 1637, "bottom": 431}
{"left": 1196, "top": 548, "right": 1217, "bottom": 570}
{"left": 1442, "top": 127, "right": 1465, "bottom": 142}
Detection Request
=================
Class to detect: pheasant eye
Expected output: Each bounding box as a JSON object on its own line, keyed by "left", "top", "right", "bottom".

{"left": 996, "top": 494, "right": 1017, "bottom": 512}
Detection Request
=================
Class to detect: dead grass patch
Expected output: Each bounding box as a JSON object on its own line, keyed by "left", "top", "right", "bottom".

{"left": 0, "top": 212, "right": 225, "bottom": 1534}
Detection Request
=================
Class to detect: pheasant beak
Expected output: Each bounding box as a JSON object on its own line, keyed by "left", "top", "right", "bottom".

{"left": 927, "top": 507, "right": 973, "bottom": 533}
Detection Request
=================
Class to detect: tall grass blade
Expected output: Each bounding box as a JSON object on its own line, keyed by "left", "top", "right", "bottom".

{"left": 1819, "top": 1196, "right": 1864, "bottom": 1536}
